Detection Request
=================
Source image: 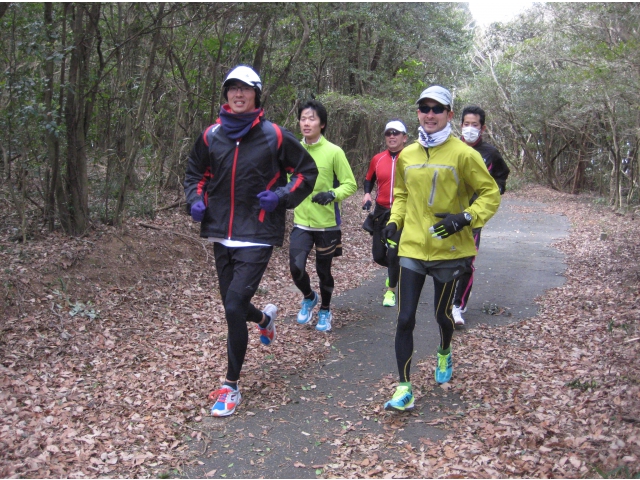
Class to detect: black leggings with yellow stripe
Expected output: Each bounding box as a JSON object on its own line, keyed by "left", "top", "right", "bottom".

{"left": 394, "top": 266, "right": 456, "bottom": 383}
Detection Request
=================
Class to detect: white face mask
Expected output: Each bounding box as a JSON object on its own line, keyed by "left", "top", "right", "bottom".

{"left": 461, "top": 126, "right": 481, "bottom": 144}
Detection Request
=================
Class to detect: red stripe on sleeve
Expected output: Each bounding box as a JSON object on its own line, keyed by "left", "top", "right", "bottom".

{"left": 272, "top": 124, "right": 283, "bottom": 149}
{"left": 289, "top": 174, "right": 304, "bottom": 193}
{"left": 196, "top": 167, "right": 212, "bottom": 196}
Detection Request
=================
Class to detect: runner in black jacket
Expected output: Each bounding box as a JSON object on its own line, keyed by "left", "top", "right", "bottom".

{"left": 452, "top": 105, "right": 510, "bottom": 326}
{"left": 184, "top": 65, "right": 317, "bottom": 417}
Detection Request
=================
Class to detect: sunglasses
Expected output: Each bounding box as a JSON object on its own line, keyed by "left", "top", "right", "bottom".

{"left": 385, "top": 130, "right": 404, "bottom": 137}
{"left": 418, "top": 104, "right": 448, "bottom": 114}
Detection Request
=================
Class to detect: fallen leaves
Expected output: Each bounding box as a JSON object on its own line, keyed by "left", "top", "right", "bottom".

{"left": 0, "top": 194, "right": 378, "bottom": 478}
{"left": 321, "top": 187, "right": 640, "bottom": 479}
{"left": 1, "top": 187, "right": 639, "bottom": 478}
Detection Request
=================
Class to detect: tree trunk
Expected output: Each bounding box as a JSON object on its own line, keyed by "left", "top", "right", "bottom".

{"left": 369, "top": 37, "right": 384, "bottom": 72}
{"left": 0, "top": 3, "right": 9, "bottom": 20}
{"left": 252, "top": 15, "right": 271, "bottom": 75}
{"left": 55, "top": 4, "right": 71, "bottom": 233}
{"left": 346, "top": 22, "right": 363, "bottom": 94}
{"left": 113, "top": 3, "right": 165, "bottom": 226}
{"left": 43, "top": 3, "right": 59, "bottom": 232}
{"left": 64, "top": 3, "right": 96, "bottom": 235}
{"left": 571, "top": 150, "right": 585, "bottom": 194}
{"left": 261, "top": 4, "right": 310, "bottom": 107}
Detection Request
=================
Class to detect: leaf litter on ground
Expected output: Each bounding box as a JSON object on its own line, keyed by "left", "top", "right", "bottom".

{"left": 0, "top": 186, "right": 638, "bottom": 478}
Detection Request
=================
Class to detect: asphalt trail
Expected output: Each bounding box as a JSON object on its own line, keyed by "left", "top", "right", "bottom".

{"left": 184, "top": 196, "right": 570, "bottom": 479}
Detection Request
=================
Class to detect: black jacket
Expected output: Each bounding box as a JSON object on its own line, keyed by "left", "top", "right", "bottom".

{"left": 473, "top": 138, "right": 510, "bottom": 194}
{"left": 184, "top": 115, "right": 318, "bottom": 246}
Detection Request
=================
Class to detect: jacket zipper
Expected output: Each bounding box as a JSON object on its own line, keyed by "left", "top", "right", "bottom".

{"left": 429, "top": 170, "right": 438, "bottom": 206}
{"left": 424, "top": 147, "right": 437, "bottom": 206}
{"left": 390, "top": 153, "right": 396, "bottom": 205}
{"left": 228, "top": 141, "right": 240, "bottom": 239}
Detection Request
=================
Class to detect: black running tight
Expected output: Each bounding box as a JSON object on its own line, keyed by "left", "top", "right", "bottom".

{"left": 394, "top": 267, "right": 456, "bottom": 383}
{"left": 222, "top": 290, "right": 263, "bottom": 382}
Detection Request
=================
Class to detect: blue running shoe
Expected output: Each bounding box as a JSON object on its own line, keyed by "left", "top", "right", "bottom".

{"left": 297, "top": 292, "right": 318, "bottom": 324}
{"left": 384, "top": 385, "right": 414, "bottom": 411}
{"left": 435, "top": 351, "right": 453, "bottom": 384}
{"left": 315, "top": 309, "right": 332, "bottom": 332}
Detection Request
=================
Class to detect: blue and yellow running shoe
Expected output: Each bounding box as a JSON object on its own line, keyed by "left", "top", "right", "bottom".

{"left": 435, "top": 351, "right": 453, "bottom": 384}
{"left": 384, "top": 385, "right": 414, "bottom": 411}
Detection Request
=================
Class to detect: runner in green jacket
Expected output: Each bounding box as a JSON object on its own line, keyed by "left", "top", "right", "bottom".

{"left": 290, "top": 100, "right": 357, "bottom": 332}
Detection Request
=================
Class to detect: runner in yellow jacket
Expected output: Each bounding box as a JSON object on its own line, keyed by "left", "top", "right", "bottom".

{"left": 382, "top": 85, "right": 501, "bottom": 412}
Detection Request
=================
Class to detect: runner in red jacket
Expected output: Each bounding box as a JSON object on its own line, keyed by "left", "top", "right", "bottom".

{"left": 362, "top": 120, "right": 408, "bottom": 307}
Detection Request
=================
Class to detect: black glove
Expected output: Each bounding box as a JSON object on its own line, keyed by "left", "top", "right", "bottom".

{"left": 429, "top": 213, "right": 471, "bottom": 239}
{"left": 381, "top": 222, "right": 398, "bottom": 248}
{"left": 312, "top": 191, "right": 336, "bottom": 206}
{"left": 362, "top": 200, "right": 372, "bottom": 211}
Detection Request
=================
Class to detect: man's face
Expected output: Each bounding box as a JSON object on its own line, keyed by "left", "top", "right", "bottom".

{"left": 299, "top": 108, "right": 324, "bottom": 143}
{"left": 226, "top": 81, "right": 256, "bottom": 114}
{"left": 417, "top": 99, "right": 454, "bottom": 135}
{"left": 462, "top": 113, "right": 485, "bottom": 132}
{"left": 385, "top": 130, "right": 407, "bottom": 151}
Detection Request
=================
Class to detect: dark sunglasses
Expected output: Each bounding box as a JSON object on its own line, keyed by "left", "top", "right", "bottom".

{"left": 418, "top": 104, "right": 448, "bottom": 114}
{"left": 385, "top": 130, "right": 404, "bottom": 137}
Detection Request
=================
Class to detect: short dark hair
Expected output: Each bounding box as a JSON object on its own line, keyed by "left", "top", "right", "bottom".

{"left": 461, "top": 105, "right": 486, "bottom": 126}
{"left": 298, "top": 99, "right": 327, "bottom": 134}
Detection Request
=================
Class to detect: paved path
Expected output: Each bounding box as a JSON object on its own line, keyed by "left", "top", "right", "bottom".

{"left": 185, "top": 197, "right": 570, "bottom": 478}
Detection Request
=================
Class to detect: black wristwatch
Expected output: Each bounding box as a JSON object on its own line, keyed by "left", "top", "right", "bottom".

{"left": 463, "top": 212, "right": 472, "bottom": 223}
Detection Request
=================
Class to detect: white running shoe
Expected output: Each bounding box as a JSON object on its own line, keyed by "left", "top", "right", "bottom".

{"left": 258, "top": 304, "right": 277, "bottom": 346}
{"left": 209, "top": 385, "right": 242, "bottom": 417}
{"left": 452, "top": 305, "right": 465, "bottom": 326}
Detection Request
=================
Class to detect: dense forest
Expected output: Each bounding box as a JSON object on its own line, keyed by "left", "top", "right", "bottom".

{"left": 1, "top": 2, "right": 639, "bottom": 239}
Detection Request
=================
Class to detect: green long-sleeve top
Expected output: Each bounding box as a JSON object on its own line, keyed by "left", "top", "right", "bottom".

{"left": 293, "top": 136, "right": 357, "bottom": 228}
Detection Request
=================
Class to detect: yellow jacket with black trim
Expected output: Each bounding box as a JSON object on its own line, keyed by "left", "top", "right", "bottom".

{"left": 389, "top": 135, "right": 501, "bottom": 261}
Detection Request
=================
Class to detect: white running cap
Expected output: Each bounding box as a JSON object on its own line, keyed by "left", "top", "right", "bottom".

{"left": 384, "top": 121, "right": 407, "bottom": 133}
{"left": 223, "top": 65, "right": 262, "bottom": 92}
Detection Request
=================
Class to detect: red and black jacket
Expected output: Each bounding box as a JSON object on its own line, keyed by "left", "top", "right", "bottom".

{"left": 184, "top": 114, "right": 318, "bottom": 246}
{"left": 364, "top": 149, "right": 402, "bottom": 210}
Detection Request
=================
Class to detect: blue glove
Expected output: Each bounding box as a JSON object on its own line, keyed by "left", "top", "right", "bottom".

{"left": 191, "top": 201, "right": 206, "bottom": 222}
{"left": 257, "top": 190, "right": 280, "bottom": 212}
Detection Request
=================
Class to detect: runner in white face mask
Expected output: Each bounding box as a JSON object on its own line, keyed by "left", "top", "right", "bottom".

{"left": 461, "top": 125, "right": 481, "bottom": 144}
{"left": 451, "top": 105, "right": 511, "bottom": 327}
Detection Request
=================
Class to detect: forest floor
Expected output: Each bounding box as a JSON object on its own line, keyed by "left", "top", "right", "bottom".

{"left": 0, "top": 185, "right": 639, "bottom": 479}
